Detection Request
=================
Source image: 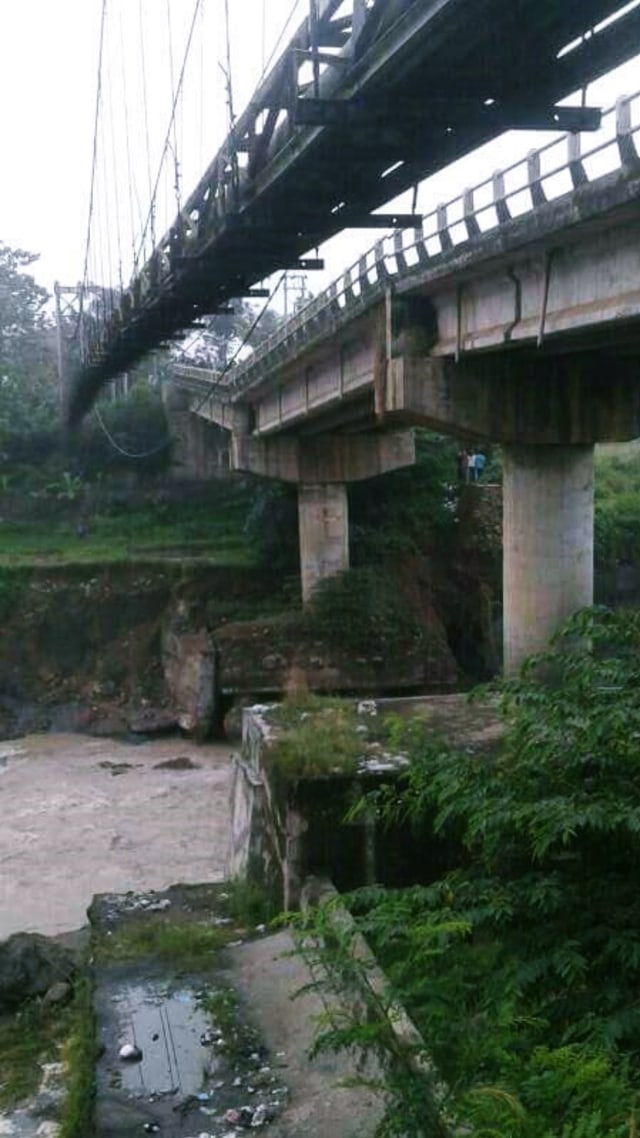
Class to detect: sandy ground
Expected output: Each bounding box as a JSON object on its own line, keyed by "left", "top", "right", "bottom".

{"left": 0, "top": 733, "right": 234, "bottom": 939}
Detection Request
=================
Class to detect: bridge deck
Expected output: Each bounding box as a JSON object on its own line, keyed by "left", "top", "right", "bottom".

{"left": 69, "top": 0, "right": 640, "bottom": 422}
{"left": 174, "top": 89, "right": 640, "bottom": 438}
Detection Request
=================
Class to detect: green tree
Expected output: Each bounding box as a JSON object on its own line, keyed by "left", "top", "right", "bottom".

{"left": 301, "top": 608, "right": 640, "bottom": 1135}
{"left": 0, "top": 241, "right": 57, "bottom": 443}
{"left": 178, "top": 299, "right": 282, "bottom": 372}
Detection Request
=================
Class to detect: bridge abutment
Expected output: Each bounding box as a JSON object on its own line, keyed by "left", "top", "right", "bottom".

{"left": 502, "top": 444, "right": 594, "bottom": 674}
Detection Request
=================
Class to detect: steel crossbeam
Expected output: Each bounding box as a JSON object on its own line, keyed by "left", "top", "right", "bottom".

{"left": 69, "top": 0, "right": 640, "bottom": 424}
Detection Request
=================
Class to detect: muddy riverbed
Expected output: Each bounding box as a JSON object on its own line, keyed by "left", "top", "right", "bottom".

{"left": 0, "top": 734, "right": 233, "bottom": 939}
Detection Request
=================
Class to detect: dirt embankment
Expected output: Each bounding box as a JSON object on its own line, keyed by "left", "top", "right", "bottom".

{"left": 0, "top": 491, "right": 503, "bottom": 742}
{"left": 0, "top": 563, "right": 261, "bottom": 739}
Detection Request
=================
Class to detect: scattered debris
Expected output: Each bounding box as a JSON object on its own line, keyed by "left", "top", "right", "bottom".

{"left": 119, "top": 1042, "right": 143, "bottom": 1062}
{"left": 357, "top": 699, "right": 378, "bottom": 716}
{"left": 154, "top": 755, "right": 200, "bottom": 771}
{"left": 98, "top": 760, "right": 136, "bottom": 775}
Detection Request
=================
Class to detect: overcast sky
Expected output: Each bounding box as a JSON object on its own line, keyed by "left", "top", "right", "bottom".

{"left": 0, "top": 1, "right": 639, "bottom": 303}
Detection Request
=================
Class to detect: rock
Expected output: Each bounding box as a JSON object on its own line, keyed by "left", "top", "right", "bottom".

{"left": 357, "top": 699, "right": 378, "bottom": 717}
{"left": 128, "top": 707, "right": 178, "bottom": 735}
{"left": 223, "top": 698, "right": 254, "bottom": 741}
{"left": 153, "top": 755, "right": 200, "bottom": 771}
{"left": 0, "top": 933, "right": 75, "bottom": 1012}
{"left": 42, "top": 980, "right": 73, "bottom": 1006}
{"left": 261, "top": 653, "right": 286, "bottom": 671}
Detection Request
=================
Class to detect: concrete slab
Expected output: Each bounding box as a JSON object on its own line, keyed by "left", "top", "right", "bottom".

{"left": 91, "top": 885, "right": 383, "bottom": 1138}
{"left": 226, "top": 931, "right": 384, "bottom": 1138}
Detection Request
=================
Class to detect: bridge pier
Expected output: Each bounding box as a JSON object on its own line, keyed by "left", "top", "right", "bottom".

{"left": 230, "top": 430, "right": 415, "bottom": 603}
{"left": 502, "top": 445, "right": 594, "bottom": 674}
{"left": 298, "top": 484, "right": 350, "bottom": 604}
{"left": 383, "top": 353, "right": 640, "bottom": 673}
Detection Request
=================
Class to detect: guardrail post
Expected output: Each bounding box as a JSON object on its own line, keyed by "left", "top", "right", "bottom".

{"left": 567, "top": 132, "right": 588, "bottom": 188}
{"left": 462, "top": 187, "right": 481, "bottom": 240}
{"left": 527, "top": 150, "right": 547, "bottom": 207}
{"left": 436, "top": 204, "right": 452, "bottom": 252}
{"left": 374, "top": 240, "right": 391, "bottom": 284}
{"left": 493, "top": 170, "right": 511, "bottom": 224}
{"left": 413, "top": 221, "right": 430, "bottom": 266}
{"left": 358, "top": 253, "right": 372, "bottom": 294}
{"left": 616, "top": 95, "right": 640, "bottom": 172}
{"left": 393, "top": 230, "right": 408, "bottom": 274}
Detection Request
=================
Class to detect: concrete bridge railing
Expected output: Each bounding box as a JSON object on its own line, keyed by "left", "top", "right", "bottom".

{"left": 173, "top": 88, "right": 640, "bottom": 405}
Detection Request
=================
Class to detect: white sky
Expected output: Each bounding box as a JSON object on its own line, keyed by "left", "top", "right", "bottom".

{"left": 0, "top": 1, "right": 639, "bottom": 306}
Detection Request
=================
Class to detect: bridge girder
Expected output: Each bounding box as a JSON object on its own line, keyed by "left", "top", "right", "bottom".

{"left": 69, "top": 0, "right": 640, "bottom": 424}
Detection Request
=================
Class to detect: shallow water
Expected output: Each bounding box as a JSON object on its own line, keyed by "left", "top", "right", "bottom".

{"left": 0, "top": 733, "right": 233, "bottom": 938}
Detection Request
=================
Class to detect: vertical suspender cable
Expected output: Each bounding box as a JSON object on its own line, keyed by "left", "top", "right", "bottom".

{"left": 134, "top": 0, "right": 202, "bottom": 268}
{"left": 119, "top": 5, "right": 138, "bottom": 270}
{"left": 138, "top": 0, "right": 155, "bottom": 263}
{"left": 105, "top": 14, "right": 124, "bottom": 292}
{"left": 80, "top": 0, "right": 107, "bottom": 322}
{"left": 166, "top": 0, "right": 182, "bottom": 215}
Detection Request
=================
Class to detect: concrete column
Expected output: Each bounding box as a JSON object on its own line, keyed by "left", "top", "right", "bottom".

{"left": 503, "top": 445, "right": 594, "bottom": 674}
{"left": 298, "top": 483, "right": 349, "bottom": 604}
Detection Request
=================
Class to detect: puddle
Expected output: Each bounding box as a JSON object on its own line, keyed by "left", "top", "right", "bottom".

{"left": 111, "top": 981, "right": 217, "bottom": 1098}
{"left": 95, "top": 961, "right": 288, "bottom": 1136}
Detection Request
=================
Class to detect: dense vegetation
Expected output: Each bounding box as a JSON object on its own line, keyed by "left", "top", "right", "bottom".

{"left": 298, "top": 607, "right": 640, "bottom": 1136}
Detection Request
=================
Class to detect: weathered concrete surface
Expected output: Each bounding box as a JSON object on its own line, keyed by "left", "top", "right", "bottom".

{"left": 0, "top": 735, "right": 232, "bottom": 939}
{"left": 503, "top": 444, "right": 594, "bottom": 673}
{"left": 227, "top": 930, "right": 384, "bottom": 1137}
{"left": 298, "top": 483, "right": 349, "bottom": 603}
{"left": 384, "top": 353, "right": 640, "bottom": 444}
{"left": 232, "top": 431, "right": 415, "bottom": 480}
{"left": 162, "top": 597, "right": 218, "bottom": 736}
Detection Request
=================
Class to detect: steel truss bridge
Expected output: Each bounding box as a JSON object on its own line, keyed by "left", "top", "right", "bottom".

{"left": 69, "top": 0, "right": 640, "bottom": 424}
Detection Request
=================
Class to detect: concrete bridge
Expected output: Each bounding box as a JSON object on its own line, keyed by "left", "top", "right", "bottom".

{"left": 173, "top": 91, "right": 640, "bottom": 673}
{"left": 69, "top": 0, "right": 640, "bottom": 422}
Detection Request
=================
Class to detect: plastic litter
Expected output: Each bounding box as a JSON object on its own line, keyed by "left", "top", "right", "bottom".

{"left": 119, "top": 1043, "right": 143, "bottom": 1062}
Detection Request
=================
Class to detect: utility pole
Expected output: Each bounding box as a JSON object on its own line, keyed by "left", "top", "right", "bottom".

{"left": 283, "top": 271, "right": 311, "bottom": 317}
{"left": 53, "top": 282, "right": 103, "bottom": 417}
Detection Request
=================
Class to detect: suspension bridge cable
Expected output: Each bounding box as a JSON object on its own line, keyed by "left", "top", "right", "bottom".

{"left": 79, "top": 0, "right": 107, "bottom": 308}
{"left": 105, "top": 13, "right": 124, "bottom": 291}
{"left": 93, "top": 270, "right": 287, "bottom": 462}
{"left": 223, "top": 0, "right": 235, "bottom": 126}
{"left": 258, "top": 0, "right": 304, "bottom": 85}
{"left": 93, "top": 403, "right": 171, "bottom": 459}
{"left": 165, "top": 0, "right": 182, "bottom": 215}
{"left": 134, "top": 0, "right": 203, "bottom": 269}
{"left": 199, "top": 0, "right": 205, "bottom": 171}
{"left": 190, "top": 272, "right": 287, "bottom": 417}
{"left": 119, "top": 5, "right": 138, "bottom": 267}
{"left": 138, "top": 0, "right": 155, "bottom": 260}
